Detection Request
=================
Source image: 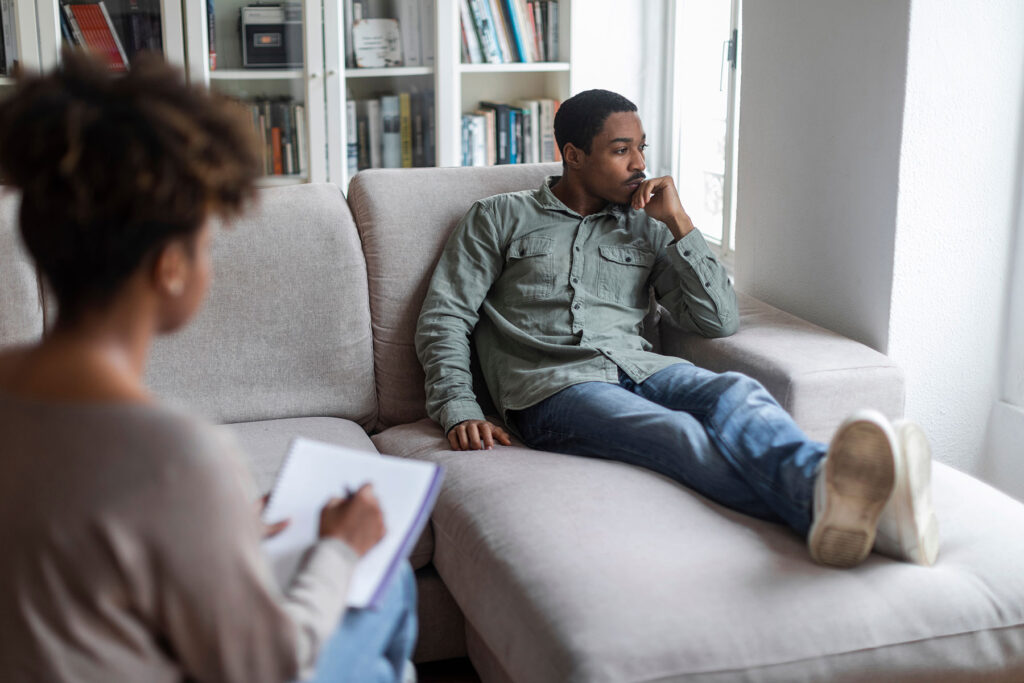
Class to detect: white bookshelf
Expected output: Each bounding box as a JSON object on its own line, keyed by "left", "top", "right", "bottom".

{"left": 13, "top": 0, "right": 576, "bottom": 186}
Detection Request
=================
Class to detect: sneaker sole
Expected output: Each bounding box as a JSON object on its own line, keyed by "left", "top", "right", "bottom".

{"left": 891, "top": 421, "right": 939, "bottom": 566}
{"left": 809, "top": 419, "right": 896, "bottom": 568}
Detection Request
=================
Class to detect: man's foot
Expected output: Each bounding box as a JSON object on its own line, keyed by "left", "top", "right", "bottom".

{"left": 873, "top": 420, "right": 939, "bottom": 565}
{"left": 808, "top": 410, "right": 897, "bottom": 568}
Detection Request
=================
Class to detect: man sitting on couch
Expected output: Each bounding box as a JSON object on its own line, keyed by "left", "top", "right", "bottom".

{"left": 415, "top": 89, "right": 939, "bottom": 569}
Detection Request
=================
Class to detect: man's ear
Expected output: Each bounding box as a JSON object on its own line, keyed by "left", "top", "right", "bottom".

{"left": 563, "top": 143, "right": 584, "bottom": 170}
{"left": 152, "top": 241, "right": 188, "bottom": 298}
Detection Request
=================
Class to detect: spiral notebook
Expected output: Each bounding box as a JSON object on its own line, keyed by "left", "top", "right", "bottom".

{"left": 261, "top": 438, "right": 443, "bottom": 609}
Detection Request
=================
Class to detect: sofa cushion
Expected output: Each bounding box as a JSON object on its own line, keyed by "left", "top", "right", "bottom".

{"left": 0, "top": 190, "right": 44, "bottom": 348}
{"left": 661, "top": 293, "right": 905, "bottom": 442}
{"left": 147, "top": 184, "right": 377, "bottom": 428}
{"left": 228, "top": 416, "right": 433, "bottom": 571}
{"left": 347, "top": 164, "right": 561, "bottom": 430}
{"left": 374, "top": 419, "right": 1024, "bottom": 682}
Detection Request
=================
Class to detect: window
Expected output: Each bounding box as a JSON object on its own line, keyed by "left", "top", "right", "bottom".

{"left": 668, "top": 0, "right": 740, "bottom": 257}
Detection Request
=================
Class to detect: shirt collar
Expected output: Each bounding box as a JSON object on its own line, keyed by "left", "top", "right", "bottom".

{"left": 536, "top": 175, "right": 628, "bottom": 220}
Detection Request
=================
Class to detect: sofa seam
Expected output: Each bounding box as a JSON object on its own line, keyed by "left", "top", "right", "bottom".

{"left": 632, "top": 620, "right": 1024, "bottom": 682}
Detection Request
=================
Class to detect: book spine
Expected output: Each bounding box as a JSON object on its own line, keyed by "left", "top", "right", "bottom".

{"left": 271, "top": 127, "right": 284, "bottom": 175}
{"left": 97, "top": 3, "right": 130, "bottom": 70}
{"left": 424, "top": 89, "right": 436, "bottom": 166}
{"left": 62, "top": 6, "right": 87, "bottom": 50}
{"left": 346, "top": 100, "right": 359, "bottom": 176}
{"left": 470, "top": 116, "right": 487, "bottom": 166}
{"left": 295, "top": 104, "right": 307, "bottom": 176}
{"left": 380, "top": 95, "right": 401, "bottom": 168}
{"left": 396, "top": 0, "right": 420, "bottom": 66}
{"left": 459, "top": 0, "right": 483, "bottom": 64}
{"left": 528, "top": 1, "right": 543, "bottom": 62}
{"left": 467, "top": 0, "right": 502, "bottom": 64}
{"left": 3, "top": 0, "right": 18, "bottom": 72}
{"left": 509, "top": 108, "right": 519, "bottom": 164}
{"left": 539, "top": 98, "right": 555, "bottom": 162}
{"left": 501, "top": 0, "right": 528, "bottom": 63}
{"left": 411, "top": 92, "right": 425, "bottom": 168}
{"left": 487, "top": 0, "right": 514, "bottom": 63}
{"left": 547, "top": 0, "right": 558, "bottom": 61}
{"left": 367, "top": 99, "right": 382, "bottom": 168}
{"left": 344, "top": 0, "right": 356, "bottom": 68}
{"left": 421, "top": 0, "right": 435, "bottom": 66}
{"left": 399, "top": 92, "right": 413, "bottom": 168}
{"left": 460, "top": 116, "right": 469, "bottom": 166}
{"left": 207, "top": 0, "right": 216, "bottom": 70}
{"left": 552, "top": 99, "right": 561, "bottom": 161}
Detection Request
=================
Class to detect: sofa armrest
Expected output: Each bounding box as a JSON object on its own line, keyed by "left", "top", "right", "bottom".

{"left": 658, "top": 292, "right": 904, "bottom": 443}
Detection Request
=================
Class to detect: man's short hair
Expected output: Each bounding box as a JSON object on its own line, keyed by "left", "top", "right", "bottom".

{"left": 553, "top": 89, "right": 638, "bottom": 158}
{"left": 0, "top": 50, "right": 260, "bottom": 324}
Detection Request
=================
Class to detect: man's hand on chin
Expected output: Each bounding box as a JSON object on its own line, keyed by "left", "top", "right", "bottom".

{"left": 448, "top": 419, "right": 513, "bottom": 451}
{"left": 630, "top": 175, "right": 696, "bottom": 240}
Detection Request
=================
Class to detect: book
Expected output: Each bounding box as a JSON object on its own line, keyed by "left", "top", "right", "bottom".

{"left": 65, "top": 3, "right": 130, "bottom": 73}
{"left": 294, "top": 103, "right": 307, "bottom": 175}
{"left": 399, "top": 92, "right": 413, "bottom": 168}
{"left": 423, "top": 89, "right": 436, "bottom": 166}
{"left": 262, "top": 438, "right": 443, "bottom": 609}
{"left": 366, "top": 99, "right": 382, "bottom": 168}
{"left": 380, "top": 94, "right": 401, "bottom": 168}
{"left": 206, "top": 0, "right": 216, "bottom": 69}
{"left": 487, "top": 0, "right": 514, "bottom": 63}
{"left": 346, "top": 100, "right": 359, "bottom": 177}
{"left": 396, "top": 0, "right": 420, "bottom": 66}
{"left": 479, "top": 101, "right": 510, "bottom": 164}
{"left": 467, "top": 0, "right": 501, "bottom": 64}
{"left": 1, "top": 0, "right": 16, "bottom": 75}
{"left": 459, "top": 0, "right": 483, "bottom": 64}
{"left": 420, "top": 0, "right": 435, "bottom": 66}
{"left": 500, "top": 0, "right": 528, "bottom": 63}
{"left": 546, "top": 0, "right": 558, "bottom": 61}
{"left": 353, "top": 17, "right": 402, "bottom": 68}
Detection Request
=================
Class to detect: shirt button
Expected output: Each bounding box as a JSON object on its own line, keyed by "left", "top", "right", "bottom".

{"left": 571, "top": 277, "right": 578, "bottom": 284}
{"left": 704, "top": 281, "right": 711, "bottom": 286}
{"left": 574, "top": 246, "right": 580, "bottom": 252}
{"left": 683, "top": 250, "right": 692, "bottom": 257}
{"left": 573, "top": 303, "right": 581, "bottom": 310}
{"left": 624, "top": 256, "right": 632, "bottom": 263}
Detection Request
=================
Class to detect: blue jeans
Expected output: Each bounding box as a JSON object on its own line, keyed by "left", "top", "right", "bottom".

{"left": 510, "top": 364, "right": 828, "bottom": 535}
{"left": 305, "top": 564, "right": 417, "bottom": 683}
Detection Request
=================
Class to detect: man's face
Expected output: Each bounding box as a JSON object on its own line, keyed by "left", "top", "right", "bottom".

{"left": 575, "top": 111, "right": 648, "bottom": 206}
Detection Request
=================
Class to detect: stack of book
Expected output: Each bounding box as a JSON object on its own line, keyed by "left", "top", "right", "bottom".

{"left": 346, "top": 90, "right": 436, "bottom": 175}
{"left": 461, "top": 98, "right": 560, "bottom": 166}
{"left": 248, "top": 98, "right": 308, "bottom": 178}
{"left": 460, "top": 0, "right": 558, "bottom": 64}
{"left": 344, "top": 0, "right": 436, "bottom": 69}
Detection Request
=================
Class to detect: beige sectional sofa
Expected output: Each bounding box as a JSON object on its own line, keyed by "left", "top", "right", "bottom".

{"left": 2, "top": 164, "right": 1024, "bottom": 681}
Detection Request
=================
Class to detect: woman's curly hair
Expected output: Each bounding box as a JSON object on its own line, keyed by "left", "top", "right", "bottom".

{"left": 0, "top": 50, "right": 261, "bottom": 323}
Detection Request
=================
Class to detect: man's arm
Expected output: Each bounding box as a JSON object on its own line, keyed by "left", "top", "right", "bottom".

{"left": 632, "top": 176, "right": 738, "bottom": 338}
{"left": 416, "top": 200, "right": 512, "bottom": 450}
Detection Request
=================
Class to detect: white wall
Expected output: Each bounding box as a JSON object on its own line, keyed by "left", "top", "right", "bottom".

{"left": 733, "top": 0, "right": 911, "bottom": 352}
{"left": 888, "top": 0, "right": 1024, "bottom": 474}
{"left": 570, "top": 0, "right": 672, "bottom": 176}
{"left": 733, "top": 0, "right": 1024, "bottom": 478}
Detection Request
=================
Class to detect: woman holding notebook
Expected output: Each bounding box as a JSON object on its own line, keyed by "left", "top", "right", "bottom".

{"left": 0, "top": 52, "right": 415, "bottom": 682}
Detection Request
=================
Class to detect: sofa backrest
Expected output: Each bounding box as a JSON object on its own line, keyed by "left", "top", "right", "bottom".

{"left": 347, "top": 163, "right": 561, "bottom": 430}
{"left": 0, "top": 190, "right": 45, "bottom": 349}
{"left": 147, "top": 183, "right": 378, "bottom": 428}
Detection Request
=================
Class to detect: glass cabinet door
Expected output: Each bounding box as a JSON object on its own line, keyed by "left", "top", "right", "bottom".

{"left": 184, "top": 0, "right": 329, "bottom": 184}
{"left": 34, "top": 0, "right": 184, "bottom": 71}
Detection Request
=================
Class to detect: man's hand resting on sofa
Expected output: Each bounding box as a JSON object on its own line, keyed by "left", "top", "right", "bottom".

{"left": 448, "top": 419, "right": 512, "bottom": 451}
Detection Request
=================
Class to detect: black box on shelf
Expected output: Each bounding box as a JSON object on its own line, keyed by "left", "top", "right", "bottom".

{"left": 240, "top": 3, "right": 303, "bottom": 68}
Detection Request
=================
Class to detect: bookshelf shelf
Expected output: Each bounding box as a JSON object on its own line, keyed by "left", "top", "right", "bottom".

{"left": 210, "top": 70, "right": 305, "bottom": 81}
{"left": 459, "top": 62, "right": 570, "bottom": 74}
{"left": 346, "top": 67, "right": 434, "bottom": 79}
{"left": 0, "top": 77, "right": 14, "bottom": 86}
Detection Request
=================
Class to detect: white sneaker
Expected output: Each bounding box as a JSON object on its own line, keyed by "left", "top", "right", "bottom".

{"left": 873, "top": 419, "right": 939, "bottom": 566}
{"left": 808, "top": 409, "right": 897, "bottom": 568}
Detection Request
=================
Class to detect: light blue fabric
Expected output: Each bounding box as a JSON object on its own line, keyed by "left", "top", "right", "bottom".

{"left": 304, "top": 564, "right": 417, "bottom": 683}
{"left": 511, "top": 365, "right": 828, "bottom": 535}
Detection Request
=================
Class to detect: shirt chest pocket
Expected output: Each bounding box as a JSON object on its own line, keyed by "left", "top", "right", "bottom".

{"left": 598, "top": 245, "right": 654, "bottom": 308}
{"left": 503, "top": 235, "right": 557, "bottom": 302}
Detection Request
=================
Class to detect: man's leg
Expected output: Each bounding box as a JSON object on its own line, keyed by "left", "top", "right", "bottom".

{"left": 305, "top": 564, "right": 418, "bottom": 683}
{"left": 511, "top": 378, "right": 786, "bottom": 525}
{"left": 621, "top": 364, "right": 827, "bottom": 534}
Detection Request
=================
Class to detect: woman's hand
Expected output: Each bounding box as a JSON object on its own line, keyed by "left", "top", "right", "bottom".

{"left": 318, "top": 484, "right": 386, "bottom": 556}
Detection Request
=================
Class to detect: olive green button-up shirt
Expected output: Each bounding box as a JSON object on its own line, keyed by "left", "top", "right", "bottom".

{"left": 415, "top": 176, "right": 739, "bottom": 434}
